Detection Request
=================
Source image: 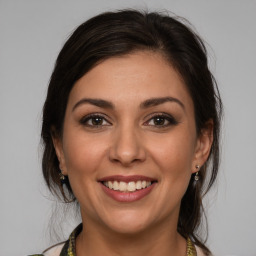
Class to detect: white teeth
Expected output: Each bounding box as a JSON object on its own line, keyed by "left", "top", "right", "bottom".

{"left": 108, "top": 181, "right": 113, "bottom": 189}
{"left": 103, "top": 180, "right": 153, "bottom": 192}
{"left": 136, "top": 181, "right": 142, "bottom": 190}
{"left": 127, "top": 182, "right": 136, "bottom": 192}
{"left": 113, "top": 181, "right": 119, "bottom": 190}
{"left": 119, "top": 181, "right": 127, "bottom": 192}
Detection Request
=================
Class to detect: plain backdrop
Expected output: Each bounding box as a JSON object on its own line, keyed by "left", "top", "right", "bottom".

{"left": 1, "top": 1, "right": 256, "bottom": 255}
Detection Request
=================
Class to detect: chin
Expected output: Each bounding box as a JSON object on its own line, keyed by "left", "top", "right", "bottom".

{"left": 108, "top": 222, "right": 149, "bottom": 236}
{"left": 99, "top": 209, "right": 156, "bottom": 235}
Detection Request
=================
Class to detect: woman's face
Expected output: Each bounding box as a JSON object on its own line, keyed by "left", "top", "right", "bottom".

{"left": 54, "top": 51, "right": 212, "bottom": 234}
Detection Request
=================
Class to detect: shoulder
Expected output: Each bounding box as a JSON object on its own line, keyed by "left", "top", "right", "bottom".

{"left": 41, "top": 243, "right": 65, "bottom": 256}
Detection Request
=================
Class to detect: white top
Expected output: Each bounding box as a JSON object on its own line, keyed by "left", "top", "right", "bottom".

{"left": 196, "top": 245, "right": 207, "bottom": 256}
{"left": 43, "top": 243, "right": 207, "bottom": 256}
{"left": 43, "top": 244, "right": 64, "bottom": 256}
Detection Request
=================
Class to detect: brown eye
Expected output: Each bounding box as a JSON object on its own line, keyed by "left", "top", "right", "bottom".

{"left": 153, "top": 117, "right": 166, "bottom": 126}
{"left": 91, "top": 117, "right": 104, "bottom": 125}
{"left": 145, "top": 114, "right": 178, "bottom": 127}
{"left": 80, "top": 114, "right": 111, "bottom": 127}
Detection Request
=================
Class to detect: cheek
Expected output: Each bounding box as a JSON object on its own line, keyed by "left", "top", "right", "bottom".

{"left": 148, "top": 130, "right": 196, "bottom": 173}
{"left": 61, "top": 133, "right": 109, "bottom": 210}
{"left": 62, "top": 131, "right": 108, "bottom": 179}
{"left": 146, "top": 128, "right": 196, "bottom": 200}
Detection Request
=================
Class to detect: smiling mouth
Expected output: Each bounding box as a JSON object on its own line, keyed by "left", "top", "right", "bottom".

{"left": 99, "top": 175, "right": 157, "bottom": 202}
{"left": 102, "top": 180, "right": 154, "bottom": 193}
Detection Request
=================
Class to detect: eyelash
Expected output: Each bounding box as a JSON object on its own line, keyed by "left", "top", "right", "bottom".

{"left": 79, "top": 113, "right": 178, "bottom": 128}
{"left": 80, "top": 113, "right": 111, "bottom": 127}
{"left": 144, "top": 113, "right": 178, "bottom": 128}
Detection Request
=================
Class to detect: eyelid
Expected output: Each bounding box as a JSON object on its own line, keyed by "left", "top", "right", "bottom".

{"left": 80, "top": 113, "right": 112, "bottom": 126}
{"left": 79, "top": 112, "right": 178, "bottom": 128}
{"left": 143, "top": 112, "right": 178, "bottom": 127}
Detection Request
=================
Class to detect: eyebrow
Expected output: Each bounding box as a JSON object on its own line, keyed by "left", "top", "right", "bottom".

{"left": 72, "top": 98, "right": 114, "bottom": 111}
{"left": 72, "top": 96, "right": 184, "bottom": 111}
{"left": 140, "top": 97, "right": 185, "bottom": 109}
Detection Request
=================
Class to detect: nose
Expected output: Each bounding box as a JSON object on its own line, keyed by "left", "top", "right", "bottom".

{"left": 109, "top": 124, "right": 146, "bottom": 166}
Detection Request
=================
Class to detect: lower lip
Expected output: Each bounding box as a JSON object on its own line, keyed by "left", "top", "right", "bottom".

{"left": 100, "top": 182, "right": 156, "bottom": 202}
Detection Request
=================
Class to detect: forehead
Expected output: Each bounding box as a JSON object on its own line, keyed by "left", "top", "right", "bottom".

{"left": 68, "top": 51, "right": 193, "bottom": 110}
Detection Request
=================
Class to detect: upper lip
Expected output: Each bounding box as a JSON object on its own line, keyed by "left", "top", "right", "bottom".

{"left": 98, "top": 175, "right": 157, "bottom": 183}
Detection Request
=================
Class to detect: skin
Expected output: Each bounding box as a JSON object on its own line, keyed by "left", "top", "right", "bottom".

{"left": 53, "top": 51, "right": 213, "bottom": 256}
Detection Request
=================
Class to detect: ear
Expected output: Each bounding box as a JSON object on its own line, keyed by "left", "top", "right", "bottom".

{"left": 192, "top": 120, "right": 214, "bottom": 173}
{"left": 51, "top": 128, "right": 68, "bottom": 176}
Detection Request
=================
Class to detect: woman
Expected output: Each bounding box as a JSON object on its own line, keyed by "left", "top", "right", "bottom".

{"left": 35, "top": 9, "right": 222, "bottom": 256}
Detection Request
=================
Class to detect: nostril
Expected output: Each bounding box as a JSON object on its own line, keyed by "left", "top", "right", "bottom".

{"left": 108, "top": 131, "right": 146, "bottom": 165}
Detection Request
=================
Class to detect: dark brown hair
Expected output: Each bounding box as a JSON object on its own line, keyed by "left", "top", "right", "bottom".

{"left": 41, "top": 9, "right": 222, "bottom": 254}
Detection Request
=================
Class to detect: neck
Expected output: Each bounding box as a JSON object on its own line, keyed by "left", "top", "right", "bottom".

{"left": 76, "top": 217, "right": 186, "bottom": 256}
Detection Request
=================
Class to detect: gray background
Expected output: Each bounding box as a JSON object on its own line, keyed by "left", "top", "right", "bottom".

{"left": 1, "top": 1, "right": 256, "bottom": 255}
